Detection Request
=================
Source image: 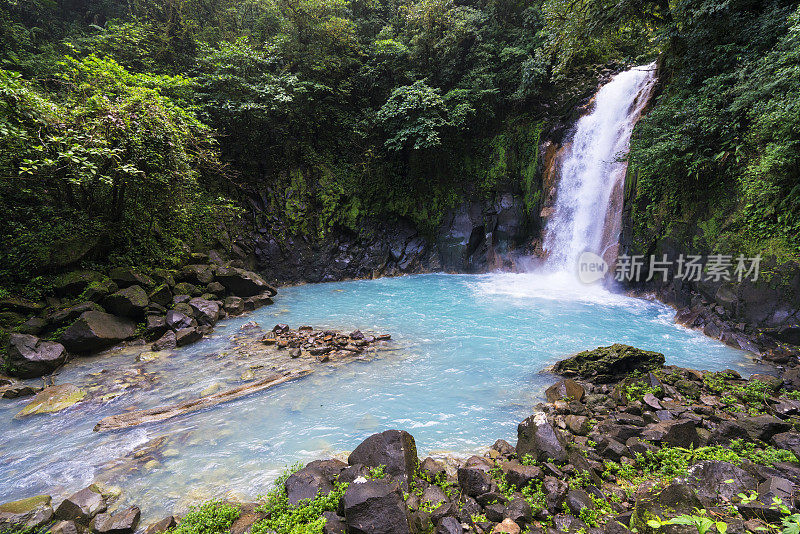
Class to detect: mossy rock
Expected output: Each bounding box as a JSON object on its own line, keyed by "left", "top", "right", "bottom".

{"left": 16, "top": 384, "right": 86, "bottom": 417}
{"left": 0, "top": 495, "right": 51, "bottom": 514}
{"left": 52, "top": 270, "right": 107, "bottom": 297}
{"left": 552, "top": 344, "right": 665, "bottom": 383}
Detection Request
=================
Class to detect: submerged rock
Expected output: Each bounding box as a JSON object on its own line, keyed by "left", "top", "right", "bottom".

{"left": 552, "top": 344, "right": 665, "bottom": 383}
{"left": 90, "top": 506, "right": 141, "bottom": 534}
{"left": 16, "top": 384, "right": 86, "bottom": 417}
{"left": 5, "top": 333, "right": 67, "bottom": 378}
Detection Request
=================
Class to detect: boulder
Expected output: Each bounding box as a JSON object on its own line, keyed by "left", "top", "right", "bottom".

{"left": 55, "top": 486, "right": 108, "bottom": 524}
{"left": 223, "top": 296, "right": 245, "bottom": 316}
{"left": 152, "top": 330, "right": 177, "bottom": 351}
{"left": 772, "top": 432, "right": 800, "bottom": 458}
{"left": 565, "top": 489, "right": 594, "bottom": 516}
{"left": 16, "top": 384, "right": 86, "bottom": 417}
{"left": 148, "top": 285, "right": 173, "bottom": 308}
{"left": 48, "top": 302, "right": 105, "bottom": 326}
{"left": 542, "top": 476, "right": 568, "bottom": 513}
{"left": 179, "top": 265, "right": 215, "bottom": 285}
{"left": 457, "top": 456, "right": 494, "bottom": 497}
{"left": 342, "top": 478, "right": 410, "bottom": 534}
{"left": 189, "top": 298, "right": 220, "bottom": 326}
{"left": 173, "top": 282, "right": 199, "bottom": 297}
{"left": 166, "top": 310, "right": 194, "bottom": 330}
{"left": 285, "top": 465, "right": 335, "bottom": 505}
{"left": 348, "top": 430, "right": 419, "bottom": 489}
{"left": 83, "top": 279, "right": 119, "bottom": 303}
{"left": 51, "top": 520, "right": 81, "bottom": 534}
{"left": 5, "top": 333, "right": 67, "bottom": 378}
{"left": 145, "top": 315, "right": 168, "bottom": 340}
{"left": 109, "top": 268, "right": 153, "bottom": 288}
{"left": 216, "top": 266, "right": 277, "bottom": 297}
{"left": 144, "top": 516, "right": 176, "bottom": 534}
{"left": 18, "top": 316, "right": 47, "bottom": 335}
{"left": 175, "top": 327, "right": 202, "bottom": 347}
{"left": 686, "top": 461, "right": 757, "bottom": 507}
{"left": 61, "top": 311, "right": 136, "bottom": 352}
{"left": 641, "top": 419, "right": 699, "bottom": 448}
{"left": 90, "top": 506, "right": 141, "bottom": 534}
{"left": 736, "top": 415, "right": 791, "bottom": 442}
{"left": 243, "top": 293, "right": 274, "bottom": 310}
{"left": 545, "top": 379, "right": 585, "bottom": 403}
{"left": 516, "top": 412, "right": 568, "bottom": 463}
{"left": 493, "top": 519, "right": 521, "bottom": 534}
{"left": 500, "top": 460, "right": 543, "bottom": 490}
{"left": 52, "top": 271, "right": 107, "bottom": 297}
{"left": 435, "top": 516, "right": 462, "bottom": 534}
{"left": 322, "top": 511, "right": 346, "bottom": 534}
{"left": 103, "top": 285, "right": 149, "bottom": 318}
{"left": 206, "top": 282, "right": 226, "bottom": 297}
{"left": 0, "top": 495, "right": 54, "bottom": 530}
{"left": 552, "top": 344, "right": 665, "bottom": 383}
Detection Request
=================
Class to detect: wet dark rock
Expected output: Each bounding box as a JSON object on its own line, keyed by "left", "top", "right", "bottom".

{"left": 55, "top": 486, "right": 108, "bottom": 524}
{"left": 687, "top": 461, "right": 757, "bottom": 507}
{"left": 52, "top": 271, "right": 108, "bottom": 297}
{"left": 772, "top": 432, "right": 800, "bottom": 458}
{"left": 322, "top": 511, "right": 346, "bottom": 534}
{"left": 546, "top": 379, "right": 586, "bottom": 403}
{"left": 0, "top": 495, "right": 54, "bottom": 530}
{"left": 151, "top": 330, "right": 176, "bottom": 351}
{"left": 109, "top": 268, "right": 153, "bottom": 288}
{"left": 491, "top": 439, "right": 516, "bottom": 459}
{"left": 18, "top": 316, "right": 47, "bottom": 335}
{"left": 553, "top": 345, "right": 665, "bottom": 383}
{"left": 504, "top": 498, "right": 532, "bottom": 527}
{"left": 189, "top": 298, "right": 220, "bottom": 326}
{"left": 103, "top": 285, "right": 149, "bottom": 318}
{"left": 565, "top": 415, "right": 591, "bottom": 435}
{"left": 306, "top": 459, "right": 348, "bottom": 483}
{"left": 51, "top": 520, "right": 81, "bottom": 534}
{"left": 49, "top": 302, "right": 105, "bottom": 327}
{"left": 516, "top": 412, "right": 568, "bottom": 463}
{"left": 179, "top": 265, "right": 215, "bottom": 285}
{"left": 596, "top": 437, "right": 628, "bottom": 461}
{"left": 457, "top": 456, "right": 494, "bottom": 497}
{"left": 342, "top": 478, "right": 410, "bottom": 534}
{"left": 348, "top": 430, "right": 419, "bottom": 490}
{"left": 435, "top": 516, "right": 462, "bottom": 534}
{"left": 144, "top": 516, "right": 176, "bottom": 534}
{"left": 216, "top": 266, "right": 277, "bottom": 297}
{"left": 61, "top": 311, "right": 136, "bottom": 352}
{"left": 148, "top": 285, "right": 173, "bottom": 308}
{"left": 173, "top": 283, "right": 199, "bottom": 297}
{"left": 420, "top": 457, "right": 447, "bottom": 480}
{"left": 165, "top": 310, "right": 194, "bottom": 330}
{"left": 641, "top": 419, "right": 699, "bottom": 448}
{"left": 339, "top": 464, "right": 369, "bottom": 485}
{"left": 285, "top": 465, "right": 335, "bottom": 505}
{"left": 223, "top": 296, "right": 245, "bottom": 315}
{"left": 758, "top": 476, "right": 794, "bottom": 502}
{"left": 543, "top": 476, "right": 568, "bottom": 512}
{"left": 565, "top": 489, "right": 594, "bottom": 515}
{"left": 244, "top": 293, "right": 274, "bottom": 310}
{"left": 484, "top": 501, "right": 506, "bottom": 522}
{"left": 90, "top": 506, "right": 140, "bottom": 534}
{"left": 145, "top": 315, "right": 168, "bottom": 340}
{"left": 736, "top": 415, "right": 791, "bottom": 442}
{"left": 175, "top": 327, "right": 202, "bottom": 347}
{"left": 6, "top": 333, "right": 67, "bottom": 378}
{"left": 501, "top": 460, "right": 543, "bottom": 490}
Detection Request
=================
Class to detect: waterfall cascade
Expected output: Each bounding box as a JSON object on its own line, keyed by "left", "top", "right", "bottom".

{"left": 542, "top": 64, "right": 657, "bottom": 273}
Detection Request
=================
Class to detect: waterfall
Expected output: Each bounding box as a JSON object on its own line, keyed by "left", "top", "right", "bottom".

{"left": 542, "top": 64, "right": 656, "bottom": 273}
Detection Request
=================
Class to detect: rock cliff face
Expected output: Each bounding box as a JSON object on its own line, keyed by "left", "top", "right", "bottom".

{"left": 245, "top": 192, "right": 537, "bottom": 284}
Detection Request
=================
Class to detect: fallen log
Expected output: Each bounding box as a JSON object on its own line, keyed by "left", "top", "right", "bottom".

{"left": 94, "top": 369, "right": 311, "bottom": 432}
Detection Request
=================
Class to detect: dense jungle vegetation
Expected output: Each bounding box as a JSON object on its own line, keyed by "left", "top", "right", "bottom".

{"left": 0, "top": 0, "right": 798, "bottom": 290}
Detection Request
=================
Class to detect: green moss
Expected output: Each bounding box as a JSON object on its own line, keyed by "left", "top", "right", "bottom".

{"left": 167, "top": 501, "right": 241, "bottom": 534}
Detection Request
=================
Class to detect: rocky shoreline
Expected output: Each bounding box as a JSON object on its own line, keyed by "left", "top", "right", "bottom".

{"left": 4, "top": 343, "right": 800, "bottom": 534}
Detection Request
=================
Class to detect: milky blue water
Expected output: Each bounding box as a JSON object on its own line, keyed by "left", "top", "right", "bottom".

{"left": 0, "top": 273, "right": 764, "bottom": 520}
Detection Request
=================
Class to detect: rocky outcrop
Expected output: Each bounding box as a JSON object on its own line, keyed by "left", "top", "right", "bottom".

{"left": 5, "top": 333, "right": 67, "bottom": 378}
{"left": 60, "top": 311, "right": 136, "bottom": 352}
{"left": 552, "top": 344, "right": 665, "bottom": 382}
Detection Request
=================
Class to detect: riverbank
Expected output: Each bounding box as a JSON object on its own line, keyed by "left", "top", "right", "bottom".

{"left": 4, "top": 343, "right": 800, "bottom": 534}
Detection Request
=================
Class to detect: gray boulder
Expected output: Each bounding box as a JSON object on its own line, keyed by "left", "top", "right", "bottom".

{"left": 456, "top": 456, "right": 494, "bottom": 497}
{"left": 55, "top": 486, "right": 107, "bottom": 524}
{"left": 166, "top": 310, "right": 194, "bottom": 330}
{"left": 148, "top": 285, "right": 173, "bottom": 308}
{"left": 641, "top": 419, "right": 699, "bottom": 448}
{"left": 90, "top": 506, "right": 141, "bottom": 534}
{"left": 52, "top": 271, "right": 107, "bottom": 297}
{"left": 189, "top": 298, "right": 220, "bottom": 326}
{"left": 348, "top": 430, "right": 419, "bottom": 490}
{"left": 0, "top": 495, "right": 54, "bottom": 531}
{"left": 285, "top": 465, "right": 335, "bottom": 505}
{"left": 179, "top": 264, "right": 215, "bottom": 285}
{"left": 545, "top": 379, "right": 585, "bottom": 403}
{"left": 687, "top": 461, "right": 757, "bottom": 507}
{"left": 216, "top": 266, "right": 277, "bottom": 297}
{"left": 175, "top": 327, "right": 202, "bottom": 347}
{"left": 60, "top": 311, "right": 136, "bottom": 353}
{"left": 342, "top": 478, "right": 410, "bottom": 534}
{"left": 223, "top": 296, "right": 245, "bottom": 315}
{"left": 103, "top": 285, "right": 149, "bottom": 318}
{"left": 151, "top": 330, "right": 177, "bottom": 351}
{"left": 6, "top": 334, "right": 67, "bottom": 378}
{"left": 109, "top": 268, "right": 153, "bottom": 288}
{"left": 516, "top": 412, "right": 568, "bottom": 463}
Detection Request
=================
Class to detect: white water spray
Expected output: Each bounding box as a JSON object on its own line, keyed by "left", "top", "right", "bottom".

{"left": 542, "top": 64, "right": 656, "bottom": 272}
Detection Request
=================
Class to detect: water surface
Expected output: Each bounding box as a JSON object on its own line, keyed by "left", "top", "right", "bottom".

{"left": 0, "top": 273, "right": 763, "bottom": 519}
